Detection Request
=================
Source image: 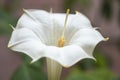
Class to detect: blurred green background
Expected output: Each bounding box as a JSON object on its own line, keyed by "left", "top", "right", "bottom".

{"left": 0, "top": 0, "right": 120, "bottom": 80}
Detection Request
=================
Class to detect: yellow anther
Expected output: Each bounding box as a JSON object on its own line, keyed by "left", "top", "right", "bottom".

{"left": 58, "top": 36, "right": 66, "bottom": 47}
{"left": 104, "top": 37, "right": 109, "bottom": 41}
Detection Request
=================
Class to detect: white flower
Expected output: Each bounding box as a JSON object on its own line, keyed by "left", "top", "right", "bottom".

{"left": 8, "top": 9, "right": 107, "bottom": 67}
{"left": 8, "top": 9, "right": 109, "bottom": 80}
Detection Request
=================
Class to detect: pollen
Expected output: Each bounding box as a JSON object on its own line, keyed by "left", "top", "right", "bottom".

{"left": 58, "top": 36, "right": 66, "bottom": 47}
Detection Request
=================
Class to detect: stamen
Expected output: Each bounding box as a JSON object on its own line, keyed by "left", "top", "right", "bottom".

{"left": 58, "top": 9, "right": 70, "bottom": 47}
{"left": 104, "top": 37, "right": 109, "bottom": 41}
{"left": 9, "top": 24, "right": 15, "bottom": 30}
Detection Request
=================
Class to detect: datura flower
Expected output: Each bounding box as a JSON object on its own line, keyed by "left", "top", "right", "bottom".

{"left": 8, "top": 9, "right": 108, "bottom": 80}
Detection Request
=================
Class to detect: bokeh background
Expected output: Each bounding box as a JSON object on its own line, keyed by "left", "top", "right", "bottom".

{"left": 0, "top": 0, "right": 120, "bottom": 80}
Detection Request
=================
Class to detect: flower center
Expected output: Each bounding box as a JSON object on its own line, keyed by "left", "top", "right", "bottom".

{"left": 58, "top": 9, "right": 70, "bottom": 47}
{"left": 58, "top": 36, "right": 66, "bottom": 47}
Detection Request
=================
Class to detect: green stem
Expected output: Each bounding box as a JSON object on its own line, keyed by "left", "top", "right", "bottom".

{"left": 46, "top": 58, "right": 62, "bottom": 80}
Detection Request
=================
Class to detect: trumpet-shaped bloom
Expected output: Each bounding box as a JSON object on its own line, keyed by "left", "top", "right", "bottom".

{"left": 8, "top": 9, "right": 106, "bottom": 67}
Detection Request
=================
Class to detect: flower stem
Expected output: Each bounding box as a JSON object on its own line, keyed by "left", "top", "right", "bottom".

{"left": 46, "top": 58, "right": 62, "bottom": 80}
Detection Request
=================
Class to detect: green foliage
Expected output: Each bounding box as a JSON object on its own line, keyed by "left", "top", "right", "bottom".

{"left": 64, "top": 0, "right": 91, "bottom": 12}
{"left": 66, "top": 68, "right": 120, "bottom": 80}
{"left": 64, "top": 0, "right": 75, "bottom": 10}
{"left": 78, "top": 50, "right": 110, "bottom": 71}
{"left": 94, "top": 50, "right": 111, "bottom": 68}
{"left": 66, "top": 50, "right": 119, "bottom": 80}
{"left": 0, "top": 8, "right": 16, "bottom": 35}
{"left": 101, "top": 0, "right": 113, "bottom": 20}
{"left": 11, "top": 54, "right": 47, "bottom": 80}
{"left": 76, "top": 0, "right": 91, "bottom": 7}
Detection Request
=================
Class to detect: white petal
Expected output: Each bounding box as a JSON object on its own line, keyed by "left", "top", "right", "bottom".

{"left": 37, "top": 45, "right": 94, "bottom": 67}
{"left": 17, "top": 9, "right": 52, "bottom": 29}
{"left": 8, "top": 28, "right": 100, "bottom": 68}
{"left": 53, "top": 12, "right": 92, "bottom": 29}
{"left": 16, "top": 9, "right": 53, "bottom": 45}
{"left": 70, "top": 12, "right": 92, "bottom": 29}
{"left": 69, "top": 28, "right": 104, "bottom": 56}
{"left": 52, "top": 13, "right": 93, "bottom": 44}
{"left": 16, "top": 9, "right": 93, "bottom": 46}
{"left": 8, "top": 28, "right": 46, "bottom": 60}
{"left": 60, "top": 45, "right": 95, "bottom": 67}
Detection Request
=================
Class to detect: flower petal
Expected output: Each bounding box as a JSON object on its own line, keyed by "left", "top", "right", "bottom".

{"left": 8, "top": 28, "right": 46, "bottom": 60}
{"left": 69, "top": 12, "right": 92, "bottom": 29}
{"left": 69, "top": 28, "right": 104, "bottom": 56}
{"left": 52, "top": 13, "right": 93, "bottom": 44}
{"left": 37, "top": 45, "right": 94, "bottom": 67}
{"left": 16, "top": 9, "right": 93, "bottom": 46}
{"left": 52, "top": 12, "right": 92, "bottom": 29}
{"left": 16, "top": 9, "right": 54, "bottom": 45}
{"left": 60, "top": 45, "right": 95, "bottom": 67}
{"left": 17, "top": 9, "right": 52, "bottom": 29}
{"left": 8, "top": 28, "right": 102, "bottom": 67}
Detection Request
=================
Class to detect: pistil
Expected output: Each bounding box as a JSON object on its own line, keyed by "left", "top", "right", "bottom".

{"left": 58, "top": 9, "right": 70, "bottom": 47}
